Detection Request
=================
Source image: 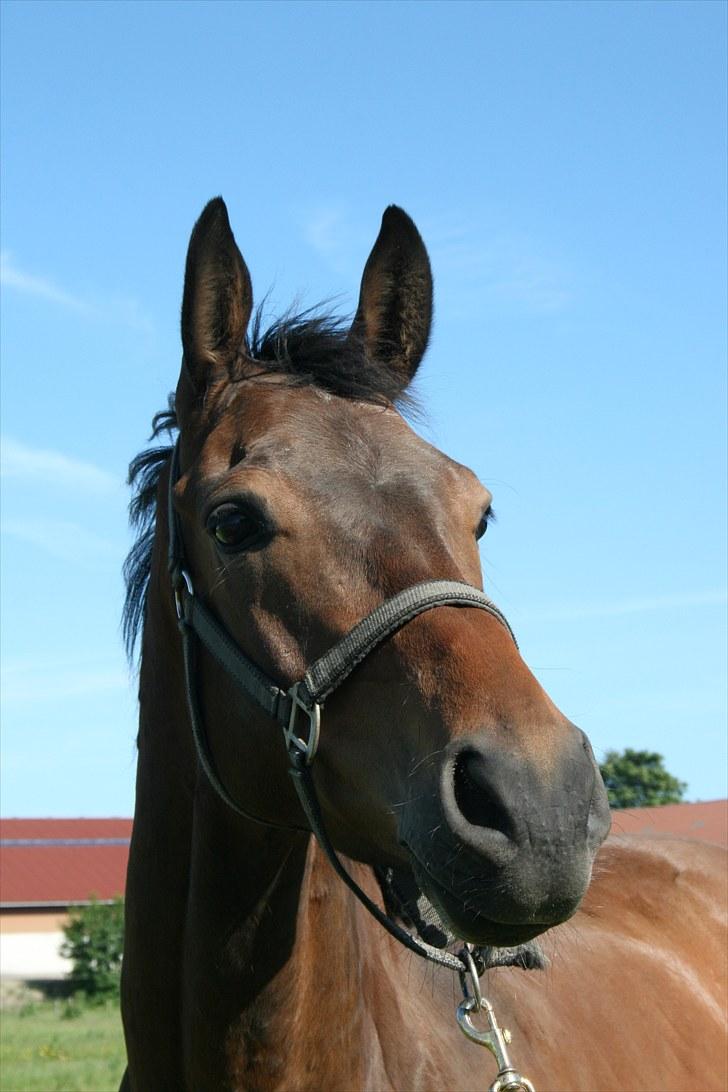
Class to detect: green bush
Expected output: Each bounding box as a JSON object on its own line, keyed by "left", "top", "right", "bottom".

{"left": 60, "top": 897, "right": 124, "bottom": 999}
{"left": 599, "top": 748, "right": 687, "bottom": 809}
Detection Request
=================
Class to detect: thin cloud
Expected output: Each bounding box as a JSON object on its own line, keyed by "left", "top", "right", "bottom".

{"left": 304, "top": 207, "right": 347, "bottom": 261}
{"left": 2, "top": 517, "right": 122, "bottom": 565}
{"left": 1, "top": 436, "right": 119, "bottom": 493}
{"left": 491, "top": 252, "right": 572, "bottom": 313}
{"left": 421, "top": 213, "right": 574, "bottom": 315}
{"left": 1, "top": 657, "right": 129, "bottom": 705}
{"left": 301, "top": 205, "right": 367, "bottom": 280}
{"left": 1, "top": 252, "right": 91, "bottom": 313}
{"left": 1, "top": 251, "right": 154, "bottom": 333}
{"left": 523, "top": 589, "right": 728, "bottom": 623}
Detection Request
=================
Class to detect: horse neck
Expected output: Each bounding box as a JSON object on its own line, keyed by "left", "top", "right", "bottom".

{"left": 184, "top": 798, "right": 410, "bottom": 1090}
{"left": 136, "top": 482, "right": 416, "bottom": 1088}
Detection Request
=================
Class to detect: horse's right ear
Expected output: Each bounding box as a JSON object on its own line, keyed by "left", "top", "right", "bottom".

{"left": 350, "top": 206, "right": 433, "bottom": 389}
{"left": 178, "top": 198, "right": 252, "bottom": 406}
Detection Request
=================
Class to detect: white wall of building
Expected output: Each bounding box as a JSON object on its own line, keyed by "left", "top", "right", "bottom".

{"left": 0, "top": 932, "right": 71, "bottom": 979}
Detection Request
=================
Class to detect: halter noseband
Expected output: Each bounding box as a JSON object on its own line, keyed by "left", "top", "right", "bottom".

{"left": 166, "top": 438, "right": 518, "bottom": 977}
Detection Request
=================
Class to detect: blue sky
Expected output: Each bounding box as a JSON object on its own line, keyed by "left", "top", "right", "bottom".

{"left": 1, "top": 0, "right": 725, "bottom": 816}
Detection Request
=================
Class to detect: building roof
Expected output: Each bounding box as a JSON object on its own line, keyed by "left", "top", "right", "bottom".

{"left": 609, "top": 799, "right": 727, "bottom": 846}
{"left": 0, "top": 819, "right": 132, "bottom": 908}
{"left": 0, "top": 803, "right": 725, "bottom": 908}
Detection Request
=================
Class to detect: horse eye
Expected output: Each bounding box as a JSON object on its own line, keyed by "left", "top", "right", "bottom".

{"left": 207, "top": 505, "right": 264, "bottom": 551}
{"left": 475, "top": 508, "right": 493, "bottom": 541}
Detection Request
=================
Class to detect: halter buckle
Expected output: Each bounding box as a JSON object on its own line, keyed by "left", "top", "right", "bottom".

{"left": 284, "top": 684, "right": 321, "bottom": 765}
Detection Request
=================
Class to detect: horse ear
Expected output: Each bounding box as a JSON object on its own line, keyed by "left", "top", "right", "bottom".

{"left": 351, "top": 206, "right": 433, "bottom": 387}
{"left": 179, "top": 197, "right": 252, "bottom": 400}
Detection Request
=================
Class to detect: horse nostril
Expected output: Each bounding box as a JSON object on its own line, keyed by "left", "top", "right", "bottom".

{"left": 453, "top": 750, "right": 513, "bottom": 838}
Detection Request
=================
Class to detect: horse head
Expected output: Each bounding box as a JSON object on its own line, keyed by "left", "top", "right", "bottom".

{"left": 166, "top": 197, "right": 610, "bottom": 948}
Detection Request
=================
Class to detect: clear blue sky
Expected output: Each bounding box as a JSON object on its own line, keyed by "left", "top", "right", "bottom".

{"left": 1, "top": 0, "right": 725, "bottom": 816}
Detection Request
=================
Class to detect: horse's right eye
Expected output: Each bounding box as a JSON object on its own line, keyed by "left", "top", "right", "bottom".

{"left": 207, "top": 505, "right": 266, "bottom": 552}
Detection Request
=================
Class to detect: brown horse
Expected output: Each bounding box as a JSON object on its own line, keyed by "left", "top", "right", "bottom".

{"left": 120, "top": 199, "right": 726, "bottom": 1091}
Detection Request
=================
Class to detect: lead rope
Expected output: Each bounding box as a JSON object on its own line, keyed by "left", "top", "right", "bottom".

{"left": 167, "top": 441, "right": 535, "bottom": 1091}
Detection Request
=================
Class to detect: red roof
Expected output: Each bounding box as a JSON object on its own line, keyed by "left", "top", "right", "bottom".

{"left": 1, "top": 818, "right": 133, "bottom": 841}
{"left": 609, "top": 799, "right": 727, "bottom": 846}
{"left": 0, "top": 818, "right": 132, "bottom": 907}
{"left": 0, "top": 805, "right": 725, "bottom": 908}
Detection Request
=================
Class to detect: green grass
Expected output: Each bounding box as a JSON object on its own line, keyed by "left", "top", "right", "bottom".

{"left": 0, "top": 998, "right": 126, "bottom": 1092}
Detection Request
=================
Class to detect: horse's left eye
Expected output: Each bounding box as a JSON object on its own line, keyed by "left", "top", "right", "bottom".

{"left": 207, "top": 504, "right": 266, "bottom": 552}
{"left": 475, "top": 508, "right": 492, "bottom": 541}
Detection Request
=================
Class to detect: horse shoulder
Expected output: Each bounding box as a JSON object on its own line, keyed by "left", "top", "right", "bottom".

{"left": 494, "top": 836, "right": 727, "bottom": 1092}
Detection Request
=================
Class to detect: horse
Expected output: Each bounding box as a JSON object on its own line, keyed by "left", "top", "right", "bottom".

{"left": 119, "top": 199, "right": 727, "bottom": 1091}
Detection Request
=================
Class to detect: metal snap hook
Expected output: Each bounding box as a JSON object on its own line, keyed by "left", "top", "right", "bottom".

{"left": 456, "top": 946, "right": 536, "bottom": 1092}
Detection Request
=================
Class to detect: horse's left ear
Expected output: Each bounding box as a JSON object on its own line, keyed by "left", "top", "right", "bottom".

{"left": 351, "top": 206, "right": 433, "bottom": 388}
{"left": 178, "top": 197, "right": 253, "bottom": 404}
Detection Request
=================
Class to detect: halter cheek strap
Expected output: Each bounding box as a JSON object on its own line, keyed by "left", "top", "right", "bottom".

{"left": 167, "top": 439, "right": 519, "bottom": 977}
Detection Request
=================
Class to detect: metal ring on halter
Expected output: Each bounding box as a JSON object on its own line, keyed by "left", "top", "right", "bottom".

{"left": 174, "top": 568, "right": 194, "bottom": 621}
{"left": 459, "top": 944, "right": 484, "bottom": 1010}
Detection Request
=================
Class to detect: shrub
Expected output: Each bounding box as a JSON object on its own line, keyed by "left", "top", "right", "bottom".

{"left": 599, "top": 748, "right": 687, "bottom": 809}
{"left": 60, "top": 896, "right": 124, "bottom": 999}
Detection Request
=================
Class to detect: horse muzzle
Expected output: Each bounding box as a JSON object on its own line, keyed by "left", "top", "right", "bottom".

{"left": 399, "top": 727, "right": 611, "bottom": 946}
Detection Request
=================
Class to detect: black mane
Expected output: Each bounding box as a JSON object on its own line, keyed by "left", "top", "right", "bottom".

{"left": 122, "top": 404, "right": 177, "bottom": 661}
{"left": 122, "top": 305, "right": 417, "bottom": 660}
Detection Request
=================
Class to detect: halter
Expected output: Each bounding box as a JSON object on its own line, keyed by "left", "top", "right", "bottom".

{"left": 167, "top": 438, "right": 535, "bottom": 1091}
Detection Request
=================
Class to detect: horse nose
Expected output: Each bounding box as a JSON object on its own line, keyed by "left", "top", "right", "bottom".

{"left": 449, "top": 747, "right": 517, "bottom": 853}
{"left": 399, "top": 723, "right": 610, "bottom": 942}
{"left": 580, "top": 728, "right": 612, "bottom": 851}
{"left": 442, "top": 726, "right": 610, "bottom": 872}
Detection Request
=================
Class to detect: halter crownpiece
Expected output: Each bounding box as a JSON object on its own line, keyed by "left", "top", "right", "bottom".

{"left": 167, "top": 437, "right": 536, "bottom": 1090}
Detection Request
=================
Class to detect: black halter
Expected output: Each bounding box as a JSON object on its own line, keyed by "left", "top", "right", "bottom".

{"left": 167, "top": 439, "right": 519, "bottom": 976}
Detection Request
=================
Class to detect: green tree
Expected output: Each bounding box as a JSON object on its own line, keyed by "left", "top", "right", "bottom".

{"left": 599, "top": 748, "right": 687, "bottom": 809}
{"left": 60, "top": 896, "right": 124, "bottom": 998}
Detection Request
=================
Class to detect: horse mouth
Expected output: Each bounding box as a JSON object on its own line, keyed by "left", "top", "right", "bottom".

{"left": 404, "top": 847, "right": 551, "bottom": 948}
